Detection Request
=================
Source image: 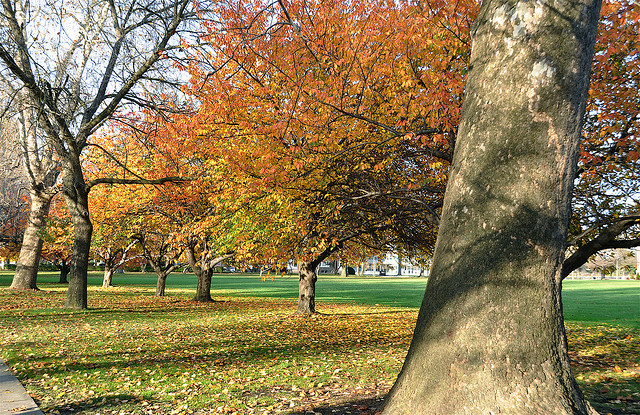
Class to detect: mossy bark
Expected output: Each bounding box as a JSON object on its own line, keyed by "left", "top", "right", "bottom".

{"left": 383, "top": 0, "right": 602, "bottom": 413}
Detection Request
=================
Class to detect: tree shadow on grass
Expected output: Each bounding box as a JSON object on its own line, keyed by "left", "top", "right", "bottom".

{"left": 289, "top": 394, "right": 386, "bottom": 415}
{"left": 42, "top": 393, "right": 139, "bottom": 415}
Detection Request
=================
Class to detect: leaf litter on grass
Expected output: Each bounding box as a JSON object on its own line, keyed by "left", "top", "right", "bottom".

{"left": 0, "top": 287, "right": 637, "bottom": 415}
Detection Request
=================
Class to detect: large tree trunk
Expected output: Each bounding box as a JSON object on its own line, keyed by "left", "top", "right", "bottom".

{"left": 63, "top": 175, "right": 92, "bottom": 309}
{"left": 295, "top": 261, "right": 317, "bottom": 316}
{"left": 383, "top": 0, "right": 601, "bottom": 413}
{"left": 10, "top": 191, "right": 52, "bottom": 290}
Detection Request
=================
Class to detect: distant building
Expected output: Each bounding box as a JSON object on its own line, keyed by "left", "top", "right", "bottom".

{"left": 361, "top": 253, "right": 428, "bottom": 277}
{"left": 286, "top": 253, "right": 429, "bottom": 277}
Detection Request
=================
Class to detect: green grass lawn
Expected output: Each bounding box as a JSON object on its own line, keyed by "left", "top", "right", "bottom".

{"left": 0, "top": 271, "right": 638, "bottom": 414}
{"left": 2, "top": 271, "right": 637, "bottom": 326}
{"left": 562, "top": 279, "right": 640, "bottom": 328}
{"left": 0, "top": 271, "right": 430, "bottom": 308}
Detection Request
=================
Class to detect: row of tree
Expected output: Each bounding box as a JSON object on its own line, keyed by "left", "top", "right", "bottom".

{"left": 0, "top": 0, "right": 636, "bottom": 412}
{"left": 0, "top": 0, "right": 637, "bottom": 314}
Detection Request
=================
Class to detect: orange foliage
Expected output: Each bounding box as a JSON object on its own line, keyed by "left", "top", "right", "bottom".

{"left": 185, "top": 0, "right": 478, "bottom": 264}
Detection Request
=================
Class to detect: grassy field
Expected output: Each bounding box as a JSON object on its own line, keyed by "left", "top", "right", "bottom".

{"left": 2, "top": 271, "right": 637, "bottom": 325}
{"left": 0, "top": 271, "right": 431, "bottom": 308}
{"left": 0, "top": 271, "right": 638, "bottom": 414}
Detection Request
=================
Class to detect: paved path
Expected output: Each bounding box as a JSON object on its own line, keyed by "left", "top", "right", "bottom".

{"left": 0, "top": 359, "right": 44, "bottom": 415}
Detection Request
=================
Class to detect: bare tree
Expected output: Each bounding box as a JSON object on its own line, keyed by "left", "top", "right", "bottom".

{"left": 0, "top": 87, "right": 61, "bottom": 290}
{"left": 0, "top": 0, "right": 196, "bottom": 308}
{"left": 0, "top": 114, "right": 29, "bottom": 262}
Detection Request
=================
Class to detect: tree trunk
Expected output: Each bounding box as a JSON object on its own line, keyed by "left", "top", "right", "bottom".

{"left": 383, "top": 1, "right": 601, "bottom": 413}
{"left": 10, "top": 191, "right": 52, "bottom": 290}
{"left": 102, "top": 267, "right": 114, "bottom": 288}
{"left": 340, "top": 262, "right": 348, "bottom": 278}
{"left": 63, "top": 174, "right": 92, "bottom": 309}
{"left": 193, "top": 268, "right": 213, "bottom": 302}
{"left": 58, "top": 262, "right": 70, "bottom": 284}
{"left": 295, "top": 261, "right": 317, "bottom": 316}
{"left": 185, "top": 244, "right": 216, "bottom": 302}
{"left": 155, "top": 271, "right": 168, "bottom": 297}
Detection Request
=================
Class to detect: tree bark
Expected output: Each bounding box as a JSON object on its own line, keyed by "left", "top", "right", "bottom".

{"left": 184, "top": 245, "right": 230, "bottom": 302}
{"left": 102, "top": 267, "right": 114, "bottom": 288}
{"left": 383, "top": 0, "right": 601, "bottom": 413}
{"left": 10, "top": 191, "right": 52, "bottom": 290}
{"left": 193, "top": 268, "right": 214, "bottom": 302}
{"left": 58, "top": 261, "right": 70, "bottom": 284}
{"left": 137, "top": 239, "right": 180, "bottom": 298}
{"left": 155, "top": 271, "right": 168, "bottom": 297}
{"left": 63, "top": 173, "right": 92, "bottom": 309}
{"left": 295, "top": 261, "right": 317, "bottom": 316}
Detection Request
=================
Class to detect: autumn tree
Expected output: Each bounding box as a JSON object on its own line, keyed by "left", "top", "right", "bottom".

{"left": 117, "top": 110, "right": 239, "bottom": 302}
{"left": 188, "top": 0, "right": 473, "bottom": 314}
{"left": 0, "top": 0, "right": 196, "bottom": 308}
{"left": 153, "top": 177, "right": 236, "bottom": 302}
{"left": 116, "top": 179, "right": 184, "bottom": 297}
{"left": 382, "top": 0, "right": 602, "bottom": 413}
{"left": 97, "top": 129, "right": 187, "bottom": 297}
{"left": 92, "top": 225, "right": 139, "bottom": 288}
{"left": 132, "top": 226, "right": 183, "bottom": 297}
{"left": 40, "top": 197, "right": 74, "bottom": 283}
{"left": 84, "top": 132, "right": 152, "bottom": 288}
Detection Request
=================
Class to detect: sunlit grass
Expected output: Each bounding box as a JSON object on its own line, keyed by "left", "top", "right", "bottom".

{"left": 0, "top": 272, "right": 638, "bottom": 414}
{"left": 0, "top": 288, "right": 411, "bottom": 414}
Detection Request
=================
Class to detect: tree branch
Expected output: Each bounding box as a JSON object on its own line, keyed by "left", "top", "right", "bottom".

{"left": 562, "top": 215, "right": 640, "bottom": 279}
{"left": 87, "top": 176, "right": 188, "bottom": 189}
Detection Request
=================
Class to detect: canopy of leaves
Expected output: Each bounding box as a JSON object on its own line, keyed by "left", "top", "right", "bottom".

{"left": 183, "top": 0, "right": 478, "bottom": 264}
